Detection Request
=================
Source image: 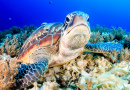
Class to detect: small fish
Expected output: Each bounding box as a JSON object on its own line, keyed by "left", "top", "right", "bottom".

{"left": 9, "top": 18, "right": 12, "bottom": 20}
{"left": 49, "top": 1, "right": 52, "bottom": 4}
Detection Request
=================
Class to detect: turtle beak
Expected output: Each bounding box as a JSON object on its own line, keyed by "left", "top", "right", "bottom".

{"left": 66, "top": 14, "right": 90, "bottom": 35}
{"left": 66, "top": 24, "right": 90, "bottom": 41}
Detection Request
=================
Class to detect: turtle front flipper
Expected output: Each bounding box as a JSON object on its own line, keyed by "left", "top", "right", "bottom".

{"left": 84, "top": 42, "right": 123, "bottom": 53}
{"left": 11, "top": 57, "right": 48, "bottom": 89}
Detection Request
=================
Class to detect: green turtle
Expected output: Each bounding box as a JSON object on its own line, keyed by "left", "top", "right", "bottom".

{"left": 12, "top": 11, "right": 123, "bottom": 89}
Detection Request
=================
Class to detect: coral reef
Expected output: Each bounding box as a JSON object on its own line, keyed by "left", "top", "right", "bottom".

{"left": 91, "top": 25, "right": 111, "bottom": 34}
{"left": 90, "top": 25, "right": 130, "bottom": 49}
{"left": 0, "top": 53, "right": 19, "bottom": 90}
{"left": 0, "top": 24, "right": 130, "bottom": 89}
{"left": 123, "top": 33, "right": 130, "bottom": 49}
{"left": 0, "top": 25, "right": 36, "bottom": 45}
{"left": 89, "top": 31, "right": 103, "bottom": 43}
{"left": 0, "top": 29, "right": 34, "bottom": 57}
{"left": 0, "top": 33, "right": 24, "bottom": 57}
{"left": 119, "top": 48, "right": 130, "bottom": 62}
{"left": 23, "top": 49, "right": 130, "bottom": 90}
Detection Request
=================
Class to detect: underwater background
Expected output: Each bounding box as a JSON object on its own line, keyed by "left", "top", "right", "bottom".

{"left": 0, "top": 0, "right": 130, "bottom": 32}
{"left": 0, "top": 0, "right": 130, "bottom": 90}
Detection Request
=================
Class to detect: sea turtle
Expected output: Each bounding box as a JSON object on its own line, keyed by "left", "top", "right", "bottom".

{"left": 12, "top": 11, "right": 123, "bottom": 89}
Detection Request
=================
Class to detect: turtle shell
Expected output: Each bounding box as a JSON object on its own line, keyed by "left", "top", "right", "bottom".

{"left": 18, "top": 23, "right": 63, "bottom": 63}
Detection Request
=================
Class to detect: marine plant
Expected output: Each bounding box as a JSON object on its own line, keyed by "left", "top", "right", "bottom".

{"left": 0, "top": 32, "right": 27, "bottom": 57}
{"left": 0, "top": 53, "right": 19, "bottom": 90}
{"left": 89, "top": 31, "right": 103, "bottom": 43}
{"left": 8, "top": 26, "right": 21, "bottom": 34}
{"left": 91, "top": 25, "right": 111, "bottom": 34}
{"left": 0, "top": 25, "right": 37, "bottom": 45}
{"left": 112, "top": 26, "right": 125, "bottom": 41}
{"left": 123, "top": 33, "right": 130, "bottom": 48}
{"left": 119, "top": 48, "right": 130, "bottom": 62}
{"left": 0, "top": 26, "right": 36, "bottom": 57}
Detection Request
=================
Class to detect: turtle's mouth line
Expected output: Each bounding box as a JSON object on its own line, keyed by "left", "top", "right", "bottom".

{"left": 67, "top": 24, "right": 90, "bottom": 35}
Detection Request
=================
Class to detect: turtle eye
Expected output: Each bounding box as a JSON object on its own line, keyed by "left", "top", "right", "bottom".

{"left": 66, "top": 17, "right": 70, "bottom": 22}
{"left": 87, "top": 18, "right": 89, "bottom": 22}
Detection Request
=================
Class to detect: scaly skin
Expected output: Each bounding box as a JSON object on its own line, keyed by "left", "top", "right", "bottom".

{"left": 84, "top": 42, "right": 123, "bottom": 53}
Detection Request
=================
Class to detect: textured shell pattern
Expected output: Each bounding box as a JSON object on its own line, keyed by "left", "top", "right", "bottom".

{"left": 18, "top": 23, "right": 63, "bottom": 63}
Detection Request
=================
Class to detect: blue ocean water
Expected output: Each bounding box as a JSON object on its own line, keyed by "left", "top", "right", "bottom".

{"left": 0, "top": 0, "right": 130, "bottom": 32}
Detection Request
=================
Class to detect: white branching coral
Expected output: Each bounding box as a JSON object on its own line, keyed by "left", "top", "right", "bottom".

{"left": 41, "top": 82, "right": 59, "bottom": 90}
{"left": 0, "top": 53, "right": 10, "bottom": 60}
{"left": 26, "top": 53, "right": 130, "bottom": 90}
{"left": 93, "top": 72, "right": 130, "bottom": 89}
{"left": 77, "top": 60, "right": 130, "bottom": 90}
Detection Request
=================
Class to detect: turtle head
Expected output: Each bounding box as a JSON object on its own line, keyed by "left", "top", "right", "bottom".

{"left": 61, "top": 11, "right": 91, "bottom": 50}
